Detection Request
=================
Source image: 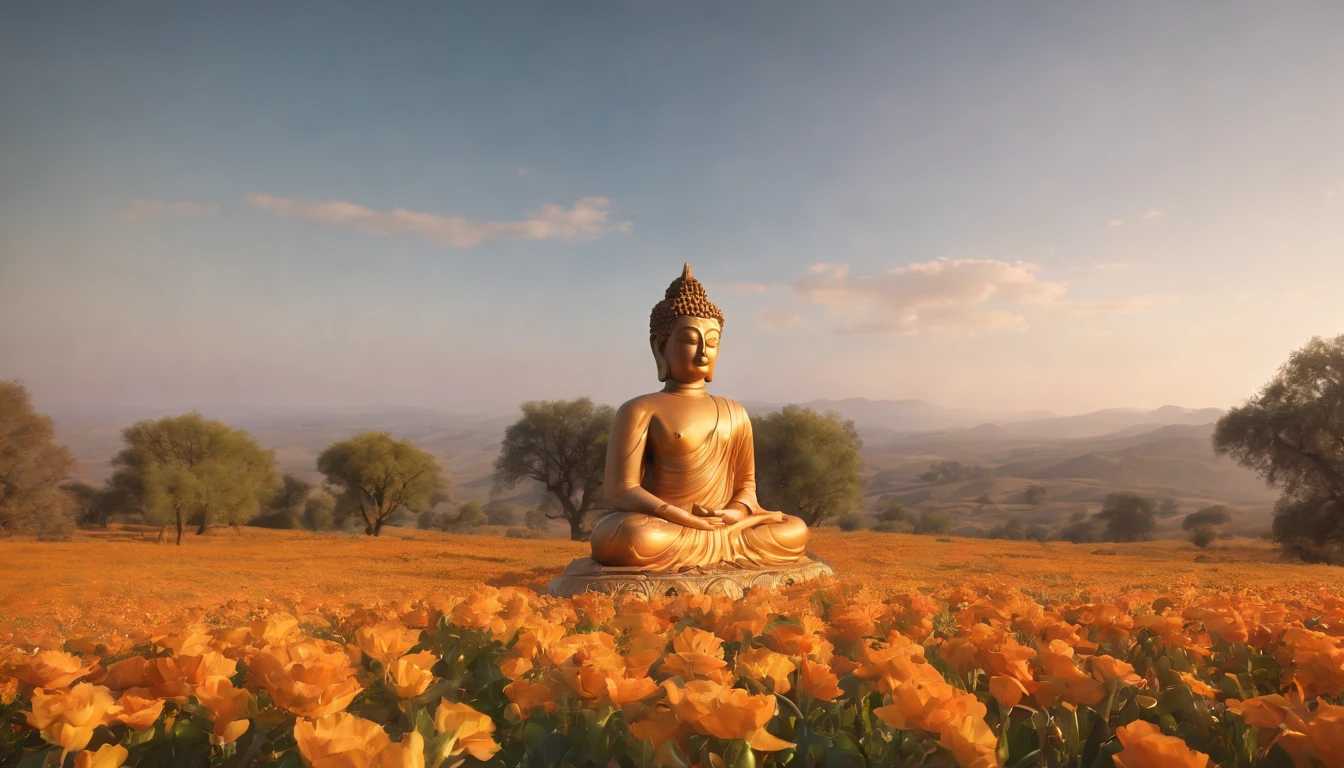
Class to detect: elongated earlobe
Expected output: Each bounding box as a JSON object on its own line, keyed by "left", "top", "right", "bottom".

{"left": 650, "top": 335, "right": 670, "bottom": 382}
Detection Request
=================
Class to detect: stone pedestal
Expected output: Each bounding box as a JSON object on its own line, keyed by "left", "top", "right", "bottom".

{"left": 546, "top": 555, "right": 835, "bottom": 599}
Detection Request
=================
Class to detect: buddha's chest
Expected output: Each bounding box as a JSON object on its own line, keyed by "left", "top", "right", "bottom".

{"left": 645, "top": 396, "right": 722, "bottom": 457}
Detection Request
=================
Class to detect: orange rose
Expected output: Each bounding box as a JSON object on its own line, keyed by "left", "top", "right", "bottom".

{"left": 373, "top": 731, "right": 425, "bottom": 768}
{"left": 113, "top": 687, "right": 164, "bottom": 731}
{"left": 356, "top": 622, "right": 422, "bottom": 666}
{"left": 734, "top": 646, "right": 795, "bottom": 694}
{"left": 25, "top": 683, "right": 121, "bottom": 759}
{"left": 13, "top": 650, "right": 95, "bottom": 691}
{"left": 74, "top": 744, "right": 128, "bottom": 768}
{"left": 249, "top": 640, "right": 362, "bottom": 718}
{"left": 433, "top": 699, "right": 500, "bottom": 762}
{"left": 796, "top": 658, "right": 843, "bottom": 702}
{"left": 660, "top": 627, "right": 727, "bottom": 679}
{"left": 663, "top": 679, "right": 793, "bottom": 752}
{"left": 1113, "top": 720, "right": 1210, "bottom": 768}
{"left": 294, "top": 712, "right": 391, "bottom": 768}
{"left": 386, "top": 651, "right": 437, "bottom": 699}
{"left": 99, "top": 657, "right": 148, "bottom": 691}
{"left": 504, "top": 678, "right": 559, "bottom": 715}
{"left": 1091, "top": 655, "right": 1143, "bottom": 687}
{"left": 989, "top": 675, "right": 1029, "bottom": 710}
{"left": 195, "top": 676, "right": 254, "bottom": 743}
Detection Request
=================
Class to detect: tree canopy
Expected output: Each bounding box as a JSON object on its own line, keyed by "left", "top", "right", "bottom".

{"left": 1213, "top": 334, "right": 1344, "bottom": 564}
{"left": 1182, "top": 505, "right": 1232, "bottom": 531}
{"left": 1094, "top": 492, "right": 1157, "bottom": 542}
{"left": 111, "top": 413, "right": 279, "bottom": 544}
{"left": 753, "top": 406, "right": 864, "bottom": 527}
{"left": 492, "top": 398, "right": 613, "bottom": 541}
{"left": 317, "top": 431, "right": 447, "bottom": 536}
{"left": 0, "top": 381, "right": 75, "bottom": 537}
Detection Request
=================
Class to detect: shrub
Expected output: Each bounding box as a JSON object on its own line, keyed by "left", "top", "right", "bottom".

{"left": 1024, "top": 485, "right": 1049, "bottom": 505}
{"left": 835, "top": 512, "right": 865, "bottom": 532}
{"left": 876, "top": 500, "right": 909, "bottom": 523}
{"left": 915, "top": 512, "right": 955, "bottom": 535}
{"left": 872, "top": 520, "right": 912, "bottom": 534}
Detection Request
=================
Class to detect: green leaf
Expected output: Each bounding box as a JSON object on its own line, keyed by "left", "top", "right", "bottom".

{"left": 16, "top": 746, "right": 55, "bottom": 768}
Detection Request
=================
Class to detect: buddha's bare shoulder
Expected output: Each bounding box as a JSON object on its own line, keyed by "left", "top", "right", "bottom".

{"left": 614, "top": 393, "right": 664, "bottom": 420}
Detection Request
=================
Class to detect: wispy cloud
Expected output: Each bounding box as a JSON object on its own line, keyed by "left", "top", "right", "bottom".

{"left": 755, "top": 307, "right": 804, "bottom": 330}
{"left": 1106, "top": 219, "right": 1126, "bottom": 228}
{"left": 807, "top": 262, "right": 850, "bottom": 278}
{"left": 121, "top": 199, "right": 219, "bottom": 221}
{"left": 1042, "top": 295, "right": 1189, "bottom": 317}
{"left": 1089, "top": 260, "right": 1142, "bottom": 270}
{"left": 240, "top": 193, "right": 630, "bottom": 248}
{"left": 715, "top": 283, "right": 783, "bottom": 294}
{"left": 1328, "top": 189, "right": 1338, "bottom": 198}
{"left": 1140, "top": 209, "right": 1167, "bottom": 220}
{"left": 792, "top": 258, "right": 1068, "bottom": 334}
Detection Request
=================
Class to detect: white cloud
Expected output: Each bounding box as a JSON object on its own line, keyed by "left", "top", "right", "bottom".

{"left": 755, "top": 307, "right": 804, "bottom": 330}
{"left": 240, "top": 193, "right": 630, "bottom": 248}
{"left": 1106, "top": 219, "right": 1126, "bottom": 228}
{"left": 1140, "top": 210, "right": 1167, "bottom": 220}
{"left": 121, "top": 199, "right": 219, "bottom": 221}
{"left": 793, "top": 258, "right": 1069, "bottom": 334}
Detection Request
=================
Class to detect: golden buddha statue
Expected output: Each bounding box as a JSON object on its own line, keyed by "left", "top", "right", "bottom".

{"left": 588, "top": 264, "right": 811, "bottom": 572}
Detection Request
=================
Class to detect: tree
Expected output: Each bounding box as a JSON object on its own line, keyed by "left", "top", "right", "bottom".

{"left": 317, "top": 432, "right": 448, "bottom": 537}
{"left": 1058, "top": 517, "right": 1099, "bottom": 544}
{"left": 1182, "top": 505, "right": 1232, "bottom": 531}
{"left": 0, "top": 381, "right": 76, "bottom": 537}
{"left": 1212, "top": 335, "right": 1344, "bottom": 564}
{"left": 1024, "top": 485, "right": 1049, "bottom": 505}
{"left": 1190, "top": 525, "right": 1219, "bottom": 549}
{"left": 1157, "top": 499, "right": 1181, "bottom": 517}
{"left": 914, "top": 511, "right": 955, "bottom": 535}
{"left": 988, "top": 518, "right": 1025, "bottom": 540}
{"left": 753, "top": 406, "right": 864, "bottom": 527}
{"left": 1094, "top": 492, "right": 1157, "bottom": 542}
{"left": 918, "top": 460, "right": 990, "bottom": 484}
{"left": 110, "top": 414, "right": 279, "bottom": 544}
{"left": 493, "top": 398, "right": 613, "bottom": 541}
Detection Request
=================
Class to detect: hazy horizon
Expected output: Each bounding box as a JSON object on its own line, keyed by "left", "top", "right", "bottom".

{"left": 3, "top": 3, "right": 1341, "bottom": 416}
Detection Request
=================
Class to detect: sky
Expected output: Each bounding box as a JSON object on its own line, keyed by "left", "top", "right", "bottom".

{"left": 2, "top": 3, "right": 1342, "bottom": 417}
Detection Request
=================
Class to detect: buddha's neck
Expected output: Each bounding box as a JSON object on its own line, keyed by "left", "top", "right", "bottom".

{"left": 662, "top": 380, "right": 708, "bottom": 397}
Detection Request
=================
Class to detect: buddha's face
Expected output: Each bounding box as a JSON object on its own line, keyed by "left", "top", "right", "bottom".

{"left": 654, "top": 315, "right": 721, "bottom": 383}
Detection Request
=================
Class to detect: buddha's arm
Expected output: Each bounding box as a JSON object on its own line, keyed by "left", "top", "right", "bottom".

{"left": 605, "top": 400, "right": 722, "bottom": 530}
{"left": 727, "top": 404, "right": 763, "bottom": 514}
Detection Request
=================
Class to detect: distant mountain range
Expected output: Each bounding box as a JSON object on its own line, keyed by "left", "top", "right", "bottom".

{"left": 743, "top": 398, "right": 1224, "bottom": 440}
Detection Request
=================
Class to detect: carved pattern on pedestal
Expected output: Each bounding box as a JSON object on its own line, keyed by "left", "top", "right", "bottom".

{"left": 546, "top": 555, "right": 836, "bottom": 599}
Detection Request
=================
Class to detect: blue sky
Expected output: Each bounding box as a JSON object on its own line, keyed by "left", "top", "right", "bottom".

{"left": 2, "top": 3, "right": 1342, "bottom": 415}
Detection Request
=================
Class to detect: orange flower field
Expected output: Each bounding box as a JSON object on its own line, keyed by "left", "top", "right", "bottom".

{"left": 2, "top": 528, "right": 1343, "bottom": 767}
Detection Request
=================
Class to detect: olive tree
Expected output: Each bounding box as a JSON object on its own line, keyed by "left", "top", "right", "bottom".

{"left": 317, "top": 431, "right": 448, "bottom": 536}
{"left": 493, "top": 398, "right": 613, "bottom": 541}
{"left": 111, "top": 413, "right": 279, "bottom": 544}
{"left": 0, "top": 381, "right": 76, "bottom": 537}
{"left": 1213, "top": 334, "right": 1344, "bottom": 564}
{"left": 753, "top": 405, "right": 864, "bottom": 527}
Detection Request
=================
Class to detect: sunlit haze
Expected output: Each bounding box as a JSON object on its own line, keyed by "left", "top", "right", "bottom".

{"left": 2, "top": 4, "right": 1342, "bottom": 417}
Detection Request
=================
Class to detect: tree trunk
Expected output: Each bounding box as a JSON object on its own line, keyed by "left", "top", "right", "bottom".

{"left": 175, "top": 509, "right": 183, "bottom": 546}
{"left": 568, "top": 515, "right": 586, "bottom": 541}
{"left": 372, "top": 519, "right": 383, "bottom": 536}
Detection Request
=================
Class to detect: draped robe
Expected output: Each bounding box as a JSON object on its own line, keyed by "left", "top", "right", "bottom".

{"left": 589, "top": 395, "right": 808, "bottom": 571}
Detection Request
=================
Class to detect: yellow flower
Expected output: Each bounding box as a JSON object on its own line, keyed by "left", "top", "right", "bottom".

{"left": 433, "top": 699, "right": 500, "bottom": 762}
{"left": 74, "top": 744, "right": 128, "bottom": 768}
{"left": 24, "top": 683, "right": 121, "bottom": 759}
{"left": 385, "top": 651, "right": 437, "bottom": 699}
{"left": 294, "top": 712, "right": 391, "bottom": 768}
{"left": 1113, "top": 720, "right": 1210, "bottom": 768}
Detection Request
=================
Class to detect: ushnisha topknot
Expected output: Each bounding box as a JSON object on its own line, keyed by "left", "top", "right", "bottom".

{"left": 649, "top": 263, "right": 725, "bottom": 336}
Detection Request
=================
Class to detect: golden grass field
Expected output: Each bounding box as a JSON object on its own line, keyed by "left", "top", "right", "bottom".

{"left": 3, "top": 526, "right": 1341, "bottom": 646}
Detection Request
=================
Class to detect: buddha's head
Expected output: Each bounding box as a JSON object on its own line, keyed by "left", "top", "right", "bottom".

{"left": 649, "top": 263, "right": 724, "bottom": 384}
